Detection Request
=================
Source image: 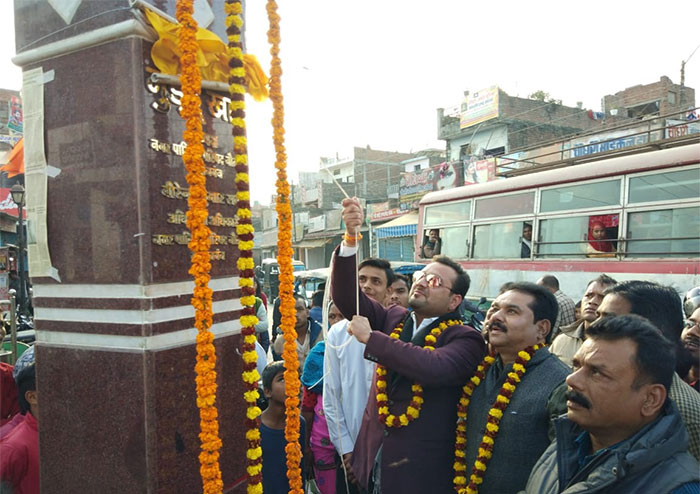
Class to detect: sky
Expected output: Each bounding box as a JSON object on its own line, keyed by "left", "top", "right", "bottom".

{"left": 1, "top": 0, "right": 699, "bottom": 204}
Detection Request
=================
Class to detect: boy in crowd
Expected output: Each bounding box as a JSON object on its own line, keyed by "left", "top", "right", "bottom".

{"left": 261, "top": 362, "right": 306, "bottom": 493}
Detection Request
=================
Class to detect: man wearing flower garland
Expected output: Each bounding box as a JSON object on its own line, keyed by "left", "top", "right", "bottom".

{"left": 456, "top": 282, "right": 570, "bottom": 494}
{"left": 332, "top": 197, "right": 486, "bottom": 494}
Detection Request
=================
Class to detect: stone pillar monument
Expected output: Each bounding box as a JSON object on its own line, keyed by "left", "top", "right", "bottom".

{"left": 13, "top": 1, "right": 248, "bottom": 491}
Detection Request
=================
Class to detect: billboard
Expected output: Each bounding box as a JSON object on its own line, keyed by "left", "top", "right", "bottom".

{"left": 463, "top": 157, "right": 497, "bottom": 184}
{"left": 459, "top": 86, "right": 499, "bottom": 129}
{"left": 399, "top": 162, "right": 459, "bottom": 211}
{"left": 7, "top": 96, "right": 23, "bottom": 134}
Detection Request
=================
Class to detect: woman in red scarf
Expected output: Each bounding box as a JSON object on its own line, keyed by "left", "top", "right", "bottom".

{"left": 586, "top": 221, "right": 615, "bottom": 257}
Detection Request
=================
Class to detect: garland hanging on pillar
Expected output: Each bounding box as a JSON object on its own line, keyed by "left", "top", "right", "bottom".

{"left": 267, "top": 1, "right": 303, "bottom": 492}
{"left": 225, "top": 1, "right": 263, "bottom": 493}
{"left": 175, "top": 1, "right": 223, "bottom": 493}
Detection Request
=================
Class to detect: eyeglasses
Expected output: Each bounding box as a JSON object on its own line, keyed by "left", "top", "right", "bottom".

{"left": 412, "top": 271, "right": 457, "bottom": 293}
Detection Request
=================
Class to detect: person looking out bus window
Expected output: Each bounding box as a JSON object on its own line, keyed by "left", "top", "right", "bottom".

{"left": 421, "top": 229, "right": 442, "bottom": 258}
{"left": 586, "top": 221, "right": 615, "bottom": 257}
{"left": 521, "top": 223, "right": 533, "bottom": 258}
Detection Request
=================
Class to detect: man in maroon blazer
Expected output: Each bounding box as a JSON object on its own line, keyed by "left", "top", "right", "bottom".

{"left": 332, "top": 197, "right": 485, "bottom": 493}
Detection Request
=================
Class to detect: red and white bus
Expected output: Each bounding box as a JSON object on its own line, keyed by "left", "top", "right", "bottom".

{"left": 418, "top": 142, "right": 700, "bottom": 300}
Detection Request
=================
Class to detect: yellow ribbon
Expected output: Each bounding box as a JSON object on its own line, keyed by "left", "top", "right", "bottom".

{"left": 143, "top": 9, "right": 269, "bottom": 101}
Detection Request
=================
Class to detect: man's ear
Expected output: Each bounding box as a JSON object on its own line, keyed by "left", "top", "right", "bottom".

{"left": 640, "top": 384, "right": 666, "bottom": 417}
{"left": 448, "top": 294, "right": 463, "bottom": 312}
{"left": 536, "top": 319, "right": 551, "bottom": 342}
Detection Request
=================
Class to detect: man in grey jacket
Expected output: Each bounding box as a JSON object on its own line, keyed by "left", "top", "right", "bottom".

{"left": 521, "top": 315, "right": 699, "bottom": 494}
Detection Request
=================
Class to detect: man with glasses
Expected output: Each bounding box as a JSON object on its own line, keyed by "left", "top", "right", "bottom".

{"left": 331, "top": 197, "right": 486, "bottom": 494}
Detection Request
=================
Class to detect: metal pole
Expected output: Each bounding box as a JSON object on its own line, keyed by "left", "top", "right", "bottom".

{"left": 9, "top": 291, "right": 17, "bottom": 365}
{"left": 16, "top": 201, "right": 25, "bottom": 316}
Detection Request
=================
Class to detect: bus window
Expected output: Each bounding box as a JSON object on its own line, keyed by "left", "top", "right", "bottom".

{"left": 537, "top": 214, "right": 619, "bottom": 258}
{"left": 626, "top": 207, "right": 700, "bottom": 258}
{"left": 474, "top": 191, "right": 535, "bottom": 219}
{"left": 628, "top": 169, "right": 700, "bottom": 204}
{"left": 472, "top": 221, "right": 529, "bottom": 259}
{"left": 437, "top": 226, "right": 470, "bottom": 259}
{"left": 540, "top": 180, "right": 621, "bottom": 213}
{"left": 424, "top": 200, "right": 471, "bottom": 226}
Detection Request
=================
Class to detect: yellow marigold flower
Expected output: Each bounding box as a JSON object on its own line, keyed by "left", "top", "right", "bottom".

{"left": 460, "top": 397, "right": 470, "bottom": 406}
{"left": 414, "top": 396, "right": 424, "bottom": 405}
{"left": 377, "top": 380, "right": 387, "bottom": 389}
{"left": 239, "top": 278, "right": 254, "bottom": 287}
{"left": 246, "top": 446, "right": 262, "bottom": 460}
{"left": 456, "top": 435, "right": 466, "bottom": 445}
{"left": 455, "top": 449, "right": 466, "bottom": 458}
{"left": 454, "top": 462, "right": 467, "bottom": 472}
{"left": 478, "top": 448, "right": 492, "bottom": 459}
{"left": 411, "top": 384, "right": 422, "bottom": 392}
{"left": 242, "top": 351, "right": 258, "bottom": 364}
{"left": 246, "top": 429, "right": 261, "bottom": 441}
{"left": 399, "top": 415, "right": 409, "bottom": 426}
{"left": 246, "top": 406, "right": 262, "bottom": 420}
{"left": 489, "top": 408, "right": 503, "bottom": 419}
{"left": 237, "top": 224, "right": 255, "bottom": 235}
{"left": 482, "top": 436, "right": 494, "bottom": 446}
{"left": 376, "top": 367, "right": 387, "bottom": 376}
{"left": 406, "top": 406, "right": 419, "bottom": 418}
{"left": 242, "top": 370, "right": 258, "bottom": 383}
{"left": 503, "top": 382, "right": 516, "bottom": 392}
{"left": 243, "top": 334, "right": 257, "bottom": 345}
{"left": 378, "top": 406, "right": 389, "bottom": 415}
{"left": 486, "top": 422, "right": 499, "bottom": 432}
{"left": 496, "top": 394, "right": 509, "bottom": 404}
{"left": 386, "top": 414, "right": 395, "bottom": 424}
{"left": 376, "top": 393, "right": 388, "bottom": 401}
{"left": 239, "top": 241, "right": 254, "bottom": 251}
{"left": 518, "top": 350, "right": 532, "bottom": 361}
{"left": 425, "top": 335, "right": 436, "bottom": 345}
{"left": 485, "top": 355, "right": 496, "bottom": 364}
{"left": 238, "top": 258, "right": 255, "bottom": 270}
{"left": 471, "top": 376, "right": 481, "bottom": 386}
{"left": 512, "top": 363, "right": 525, "bottom": 373}
{"left": 474, "top": 460, "right": 487, "bottom": 472}
{"left": 241, "top": 315, "right": 258, "bottom": 328}
{"left": 454, "top": 475, "right": 467, "bottom": 485}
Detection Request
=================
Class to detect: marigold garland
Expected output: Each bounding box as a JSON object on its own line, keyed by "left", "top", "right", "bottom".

{"left": 377, "top": 320, "right": 463, "bottom": 428}
{"left": 175, "top": 1, "right": 223, "bottom": 493}
{"left": 266, "top": 1, "right": 303, "bottom": 493}
{"left": 453, "top": 344, "right": 544, "bottom": 494}
{"left": 225, "top": 1, "right": 263, "bottom": 493}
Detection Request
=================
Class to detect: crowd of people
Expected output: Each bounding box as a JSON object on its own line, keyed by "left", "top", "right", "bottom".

{"left": 2, "top": 195, "right": 699, "bottom": 493}
{"left": 255, "top": 196, "right": 700, "bottom": 494}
